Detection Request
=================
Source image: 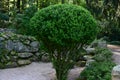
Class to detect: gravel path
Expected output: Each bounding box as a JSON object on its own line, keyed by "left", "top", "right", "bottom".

{"left": 0, "top": 62, "right": 53, "bottom": 80}
{"left": 108, "top": 44, "right": 120, "bottom": 65}
{"left": 0, "top": 62, "right": 84, "bottom": 80}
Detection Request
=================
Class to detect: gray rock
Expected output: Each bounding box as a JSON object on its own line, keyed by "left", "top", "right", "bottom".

{"left": 0, "top": 42, "right": 5, "bottom": 48}
{"left": 29, "top": 56, "right": 39, "bottom": 61}
{"left": 18, "top": 53, "right": 33, "bottom": 58}
{"left": 11, "top": 56, "right": 18, "bottom": 62}
{"left": 0, "top": 28, "right": 16, "bottom": 33}
{"left": 14, "top": 42, "right": 30, "bottom": 52}
{"left": 14, "top": 42, "right": 27, "bottom": 52}
{"left": 6, "top": 56, "right": 11, "bottom": 61}
{"left": 98, "top": 41, "right": 107, "bottom": 48}
{"left": 29, "top": 47, "right": 39, "bottom": 52}
{"left": 10, "top": 51, "right": 17, "bottom": 55}
{"left": 75, "top": 61, "right": 86, "bottom": 67}
{"left": 85, "top": 59, "right": 95, "bottom": 67}
{"left": 14, "top": 42, "right": 38, "bottom": 53}
{"left": 5, "top": 40, "right": 14, "bottom": 51}
{"left": 5, "top": 32, "right": 15, "bottom": 39}
{"left": 18, "top": 60, "right": 31, "bottom": 66}
{"left": 0, "top": 37, "right": 5, "bottom": 41}
{"left": 28, "top": 36, "right": 36, "bottom": 41}
{"left": 35, "top": 53, "right": 41, "bottom": 56}
{"left": 30, "top": 41, "right": 39, "bottom": 48}
{"left": 83, "top": 55, "right": 93, "bottom": 60}
{"left": 41, "top": 54, "right": 50, "bottom": 62}
{"left": 112, "top": 65, "right": 120, "bottom": 80}
{"left": 23, "top": 40, "right": 30, "bottom": 45}
{"left": 6, "top": 62, "right": 18, "bottom": 68}
{"left": 2, "top": 34, "right": 8, "bottom": 39}
{"left": 86, "top": 48, "right": 95, "bottom": 54}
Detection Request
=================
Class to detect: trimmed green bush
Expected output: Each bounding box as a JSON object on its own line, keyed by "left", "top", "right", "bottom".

{"left": 30, "top": 4, "right": 98, "bottom": 48}
{"left": 30, "top": 4, "right": 98, "bottom": 80}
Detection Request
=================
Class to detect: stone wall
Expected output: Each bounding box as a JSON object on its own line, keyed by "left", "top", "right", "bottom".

{"left": 0, "top": 29, "right": 41, "bottom": 68}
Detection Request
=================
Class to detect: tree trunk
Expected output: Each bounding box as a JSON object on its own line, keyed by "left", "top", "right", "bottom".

{"left": 61, "top": 0, "right": 65, "bottom": 4}
{"left": 22, "top": 0, "right": 25, "bottom": 10}
{"left": 16, "top": 0, "right": 20, "bottom": 12}
{"left": 14, "top": 0, "right": 16, "bottom": 7}
{"left": 36, "top": 0, "right": 38, "bottom": 8}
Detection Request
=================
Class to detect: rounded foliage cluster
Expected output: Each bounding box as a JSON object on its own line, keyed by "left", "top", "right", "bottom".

{"left": 30, "top": 4, "right": 98, "bottom": 48}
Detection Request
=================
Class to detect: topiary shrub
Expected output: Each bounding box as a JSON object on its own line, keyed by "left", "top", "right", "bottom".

{"left": 30, "top": 4, "right": 98, "bottom": 80}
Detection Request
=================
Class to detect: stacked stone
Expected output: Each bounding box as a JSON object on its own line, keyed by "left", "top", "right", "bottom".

{"left": 0, "top": 29, "right": 41, "bottom": 68}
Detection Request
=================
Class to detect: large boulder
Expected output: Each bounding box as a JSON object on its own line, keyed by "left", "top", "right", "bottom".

{"left": 18, "top": 60, "right": 31, "bottom": 66}
{"left": 98, "top": 41, "right": 107, "bottom": 48}
{"left": 18, "top": 53, "right": 33, "bottom": 58}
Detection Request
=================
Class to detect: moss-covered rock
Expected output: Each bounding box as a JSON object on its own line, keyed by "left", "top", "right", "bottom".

{"left": 18, "top": 59, "right": 31, "bottom": 66}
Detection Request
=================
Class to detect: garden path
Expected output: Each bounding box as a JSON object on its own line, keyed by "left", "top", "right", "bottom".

{"left": 108, "top": 44, "right": 120, "bottom": 65}
{"left": 0, "top": 44, "right": 119, "bottom": 80}
{"left": 0, "top": 62, "right": 84, "bottom": 80}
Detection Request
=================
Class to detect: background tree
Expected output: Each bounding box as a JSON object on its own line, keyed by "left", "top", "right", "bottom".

{"left": 0, "top": 0, "right": 120, "bottom": 42}
{"left": 0, "top": 0, "right": 9, "bottom": 27}
{"left": 85, "top": 0, "right": 120, "bottom": 41}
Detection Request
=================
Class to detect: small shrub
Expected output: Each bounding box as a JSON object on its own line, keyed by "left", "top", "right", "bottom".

{"left": 109, "top": 41, "right": 120, "bottom": 45}
{"left": 0, "top": 12, "right": 9, "bottom": 28}
{"left": 79, "top": 61, "right": 115, "bottom": 80}
{"left": 11, "top": 5, "right": 37, "bottom": 35}
{"left": 93, "top": 48, "right": 113, "bottom": 61}
{"left": 77, "top": 48, "right": 115, "bottom": 80}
